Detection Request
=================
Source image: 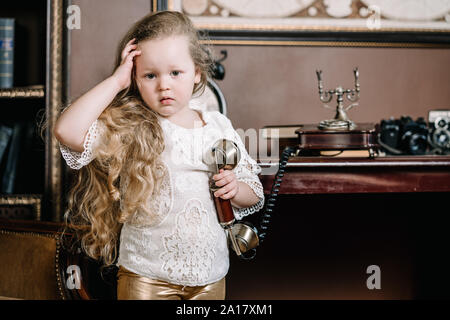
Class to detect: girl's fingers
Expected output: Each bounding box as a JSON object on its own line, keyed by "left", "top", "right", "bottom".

{"left": 214, "top": 180, "right": 237, "bottom": 197}
{"left": 214, "top": 171, "right": 235, "bottom": 186}
{"left": 213, "top": 170, "right": 239, "bottom": 199}
{"left": 222, "top": 192, "right": 234, "bottom": 200}
{"left": 124, "top": 38, "right": 136, "bottom": 50}
{"left": 122, "top": 50, "right": 141, "bottom": 66}
{"left": 128, "top": 50, "right": 141, "bottom": 61}
{"left": 218, "top": 189, "right": 237, "bottom": 200}
{"left": 121, "top": 39, "right": 138, "bottom": 60}
{"left": 216, "top": 184, "right": 230, "bottom": 195}
{"left": 213, "top": 169, "right": 232, "bottom": 180}
{"left": 121, "top": 45, "right": 137, "bottom": 61}
{"left": 215, "top": 176, "right": 230, "bottom": 187}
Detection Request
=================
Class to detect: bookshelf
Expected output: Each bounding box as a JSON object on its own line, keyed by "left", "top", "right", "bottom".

{"left": 0, "top": 0, "right": 65, "bottom": 222}
{"left": 0, "top": 86, "right": 45, "bottom": 98}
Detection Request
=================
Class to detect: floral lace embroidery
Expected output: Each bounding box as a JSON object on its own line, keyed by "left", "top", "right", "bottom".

{"left": 160, "top": 198, "right": 218, "bottom": 284}
{"left": 175, "top": 172, "right": 210, "bottom": 195}
{"left": 167, "top": 123, "right": 205, "bottom": 167}
{"left": 128, "top": 161, "right": 173, "bottom": 228}
{"left": 231, "top": 135, "right": 265, "bottom": 220}
{"left": 59, "top": 119, "right": 99, "bottom": 170}
{"left": 120, "top": 226, "right": 156, "bottom": 273}
{"left": 233, "top": 196, "right": 265, "bottom": 220}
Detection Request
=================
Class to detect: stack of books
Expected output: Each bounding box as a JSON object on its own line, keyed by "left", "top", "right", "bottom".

{"left": 0, "top": 122, "right": 36, "bottom": 194}
{"left": 261, "top": 124, "right": 374, "bottom": 158}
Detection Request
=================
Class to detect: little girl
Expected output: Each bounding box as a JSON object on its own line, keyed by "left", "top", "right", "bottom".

{"left": 54, "top": 11, "right": 264, "bottom": 300}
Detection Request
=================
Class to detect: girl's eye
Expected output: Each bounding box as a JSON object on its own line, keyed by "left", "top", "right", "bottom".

{"left": 145, "top": 73, "right": 156, "bottom": 79}
{"left": 171, "top": 71, "right": 180, "bottom": 76}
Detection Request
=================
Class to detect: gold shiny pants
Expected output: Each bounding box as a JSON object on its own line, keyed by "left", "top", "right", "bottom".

{"left": 117, "top": 266, "right": 226, "bottom": 300}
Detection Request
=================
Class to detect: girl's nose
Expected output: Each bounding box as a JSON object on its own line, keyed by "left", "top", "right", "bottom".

{"left": 158, "top": 76, "right": 170, "bottom": 91}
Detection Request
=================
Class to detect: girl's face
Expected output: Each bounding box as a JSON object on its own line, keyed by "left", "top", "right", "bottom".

{"left": 134, "top": 35, "right": 201, "bottom": 119}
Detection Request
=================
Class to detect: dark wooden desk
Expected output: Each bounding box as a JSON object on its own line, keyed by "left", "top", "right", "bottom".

{"left": 259, "top": 155, "right": 450, "bottom": 194}
{"left": 226, "top": 156, "right": 450, "bottom": 299}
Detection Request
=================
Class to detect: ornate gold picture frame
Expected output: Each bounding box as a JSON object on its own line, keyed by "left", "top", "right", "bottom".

{"left": 153, "top": 0, "right": 450, "bottom": 47}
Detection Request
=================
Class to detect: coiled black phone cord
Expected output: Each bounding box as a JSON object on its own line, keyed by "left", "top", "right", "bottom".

{"left": 258, "top": 146, "right": 298, "bottom": 243}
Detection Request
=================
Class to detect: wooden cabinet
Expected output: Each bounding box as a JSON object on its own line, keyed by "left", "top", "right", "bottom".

{"left": 0, "top": 0, "right": 65, "bottom": 221}
{"left": 259, "top": 155, "right": 450, "bottom": 195}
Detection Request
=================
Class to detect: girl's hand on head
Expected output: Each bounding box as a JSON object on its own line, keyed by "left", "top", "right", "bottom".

{"left": 112, "top": 38, "right": 141, "bottom": 91}
{"left": 212, "top": 169, "right": 239, "bottom": 200}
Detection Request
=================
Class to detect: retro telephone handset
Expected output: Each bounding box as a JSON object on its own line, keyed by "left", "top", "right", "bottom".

{"left": 210, "top": 139, "right": 297, "bottom": 260}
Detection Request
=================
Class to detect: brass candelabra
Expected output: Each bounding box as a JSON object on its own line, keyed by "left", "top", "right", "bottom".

{"left": 316, "top": 67, "right": 360, "bottom": 130}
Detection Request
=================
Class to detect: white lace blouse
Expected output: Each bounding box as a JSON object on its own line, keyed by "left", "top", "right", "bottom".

{"left": 59, "top": 102, "right": 265, "bottom": 286}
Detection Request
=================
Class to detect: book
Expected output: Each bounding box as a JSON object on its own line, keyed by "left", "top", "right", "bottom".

{"left": 260, "top": 124, "right": 301, "bottom": 158}
{"left": 0, "top": 125, "right": 13, "bottom": 165}
{"left": 320, "top": 150, "right": 372, "bottom": 158}
{"left": 0, "top": 18, "right": 14, "bottom": 88}
{"left": 14, "top": 121, "right": 37, "bottom": 194}
{"left": 261, "top": 124, "right": 303, "bottom": 139}
{"left": 1, "top": 122, "right": 23, "bottom": 194}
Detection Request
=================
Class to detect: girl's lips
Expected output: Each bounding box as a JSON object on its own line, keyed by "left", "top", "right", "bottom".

{"left": 160, "top": 98, "right": 174, "bottom": 105}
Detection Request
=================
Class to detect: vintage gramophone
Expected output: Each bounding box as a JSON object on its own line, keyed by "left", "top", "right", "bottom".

{"left": 295, "top": 67, "right": 379, "bottom": 157}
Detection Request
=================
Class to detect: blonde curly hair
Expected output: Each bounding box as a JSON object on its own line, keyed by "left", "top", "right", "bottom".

{"left": 63, "top": 11, "right": 212, "bottom": 266}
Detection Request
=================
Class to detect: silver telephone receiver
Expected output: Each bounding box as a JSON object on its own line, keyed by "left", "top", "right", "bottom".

{"left": 209, "top": 139, "right": 296, "bottom": 261}
{"left": 209, "top": 139, "right": 259, "bottom": 260}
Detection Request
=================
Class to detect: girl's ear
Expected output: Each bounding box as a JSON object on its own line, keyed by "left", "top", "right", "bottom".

{"left": 194, "top": 67, "right": 201, "bottom": 84}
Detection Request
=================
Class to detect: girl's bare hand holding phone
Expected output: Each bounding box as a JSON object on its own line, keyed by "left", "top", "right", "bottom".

{"left": 213, "top": 169, "right": 239, "bottom": 200}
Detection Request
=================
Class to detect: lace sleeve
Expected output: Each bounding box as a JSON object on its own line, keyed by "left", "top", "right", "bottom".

{"left": 229, "top": 129, "right": 265, "bottom": 220}
{"left": 59, "top": 119, "right": 100, "bottom": 170}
